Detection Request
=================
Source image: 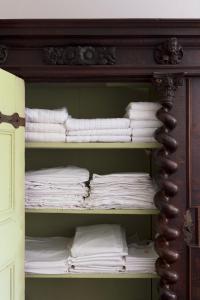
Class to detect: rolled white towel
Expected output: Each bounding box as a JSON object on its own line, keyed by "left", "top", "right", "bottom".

{"left": 65, "top": 118, "right": 130, "bottom": 131}
{"left": 125, "top": 110, "right": 157, "bottom": 120}
{"left": 25, "top": 132, "right": 65, "bottom": 142}
{"left": 66, "top": 135, "right": 131, "bottom": 143}
{"left": 26, "top": 122, "right": 66, "bottom": 133}
{"left": 130, "top": 120, "right": 162, "bottom": 128}
{"left": 132, "top": 128, "right": 157, "bottom": 137}
{"left": 67, "top": 128, "right": 131, "bottom": 136}
{"left": 25, "top": 107, "right": 68, "bottom": 124}
{"left": 126, "top": 102, "right": 161, "bottom": 111}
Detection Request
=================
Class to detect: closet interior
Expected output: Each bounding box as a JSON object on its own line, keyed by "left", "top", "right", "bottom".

{"left": 25, "top": 81, "right": 159, "bottom": 300}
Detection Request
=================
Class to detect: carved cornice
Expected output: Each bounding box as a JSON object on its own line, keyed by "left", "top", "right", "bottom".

{"left": 154, "top": 37, "right": 183, "bottom": 65}
{"left": 0, "top": 45, "right": 8, "bottom": 64}
{"left": 152, "top": 73, "right": 184, "bottom": 300}
{"left": 44, "top": 46, "right": 116, "bottom": 65}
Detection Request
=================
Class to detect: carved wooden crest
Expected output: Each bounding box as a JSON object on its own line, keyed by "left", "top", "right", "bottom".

{"left": 0, "top": 45, "right": 8, "bottom": 64}
{"left": 154, "top": 37, "right": 183, "bottom": 65}
{"left": 44, "top": 46, "right": 116, "bottom": 65}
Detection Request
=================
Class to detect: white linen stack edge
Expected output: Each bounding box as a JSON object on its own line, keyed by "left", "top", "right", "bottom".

{"left": 65, "top": 118, "right": 131, "bottom": 143}
{"left": 25, "top": 166, "right": 89, "bottom": 209}
{"left": 25, "top": 236, "right": 72, "bottom": 274}
{"left": 25, "top": 107, "right": 68, "bottom": 142}
{"left": 85, "top": 172, "right": 156, "bottom": 210}
{"left": 125, "top": 102, "right": 162, "bottom": 143}
{"left": 69, "top": 224, "right": 127, "bottom": 273}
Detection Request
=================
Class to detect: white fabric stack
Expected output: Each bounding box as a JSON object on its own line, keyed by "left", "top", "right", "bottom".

{"left": 68, "top": 224, "right": 128, "bottom": 273}
{"left": 25, "top": 236, "right": 72, "bottom": 274}
{"left": 125, "top": 102, "right": 162, "bottom": 143}
{"left": 85, "top": 173, "right": 156, "bottom": 210}
{"left": 65, "top": 118, "right": 131, "bottom": 142}
{"left": 126, "top": 241, "right": 157, "bottom": 273}
{"left": 25, "top": 107, "right": 68, "bottom": 142}
{"left": 25, "top": 166, "right": 89, "bottom": 209}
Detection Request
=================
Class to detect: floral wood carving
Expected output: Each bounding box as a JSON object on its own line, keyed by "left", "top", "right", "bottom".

{"left": 152, "top": 73, "right": 184, "bottom": 300}
{"left": 44, "top": 46, "right": 116, "bottom": 65}
{"left": 0, "top": 45, "right": 8, "bottom": 64}
{"left": 154, "top": 38, "right": 183, "bottom": 65}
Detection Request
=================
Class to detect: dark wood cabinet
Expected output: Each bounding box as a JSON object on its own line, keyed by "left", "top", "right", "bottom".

{"left": 0, "top": 19, "right": 199, "bottom": 300}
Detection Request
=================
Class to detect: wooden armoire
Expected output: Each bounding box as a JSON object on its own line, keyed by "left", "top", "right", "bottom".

{"left": 0, "top": 19, "right": 199, "bottom": 300}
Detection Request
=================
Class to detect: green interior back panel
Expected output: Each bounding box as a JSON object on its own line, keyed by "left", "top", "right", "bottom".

{"left": 25, "top": 82, "right": 158, "bottom": 300}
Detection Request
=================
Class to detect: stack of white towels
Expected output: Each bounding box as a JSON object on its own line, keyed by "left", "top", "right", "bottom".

{"left": 25, "top": 236, "right": 72, "bottom": 274}
{"left": 25, "top": 166, "right": 89, "bottom": 209}
{"left": 126, "top": 241, "right": 157, "bottom": 273}
{"left": 85, "top": 173, "right": 156, "bottom": 210}
{"left": 125, "top": 102, "right": 162, "bottom": 143}
{"left": 25, "top": 225, "right": 157, "bottom": 275}
{"left": 25, "top": 107, "right": 68, "bottom": 142}
{"left": 65, "top": 118, "right": 131, "bottom": 142}
{"left": 68, "top": 224, "right": 127, "bottom": 273}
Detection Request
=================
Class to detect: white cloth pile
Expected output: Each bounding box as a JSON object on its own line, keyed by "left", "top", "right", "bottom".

{"left": 25, "top": 236, "right": 72, "bottom": 274}
{"left": 126, "top": 241, "right": 157, "bottom": 273}
{"left": 65, "top": 118, "right": 131, "bottom": 142}
{"left": 25, "top": 166, "right": 89, "bottom": 209}
{"left": 85, "top": 173, "right": 156, "bottom": 210}
{"left": 125, "top": 102, "right": 162, "bottom": 143}
{"left": 68, "top": 224, "right": 128, "bottom": 273}
{"left": 25, "top": 107, "right": 68, "bottom": 142}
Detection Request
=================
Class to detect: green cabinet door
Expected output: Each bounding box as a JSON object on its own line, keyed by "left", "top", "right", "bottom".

{"left": 0, "top": 69, "right": 25, "bottom": 300}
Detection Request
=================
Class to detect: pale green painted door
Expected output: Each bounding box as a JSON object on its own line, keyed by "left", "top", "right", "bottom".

{"left": 0, "top": 69, "right": 25, "bottom": 300}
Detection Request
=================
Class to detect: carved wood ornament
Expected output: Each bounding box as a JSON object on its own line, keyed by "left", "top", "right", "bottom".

{"left": 154, "top": 38, "right": 183, "bottom": 65}
{"left": 0, "top": 45, "right": 8, "bottom": 64}
{"left": 44, "top": 46, "right": 116, "bottom": 65}
{"left": 152, "top": 73, "right": 184, "bottom": 300}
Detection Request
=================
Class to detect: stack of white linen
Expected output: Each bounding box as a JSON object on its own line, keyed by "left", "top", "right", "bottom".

{"left": 25, "top": 236, "right": 72, "bottom": 274}
{"left": 25, "top": 166, "right": 89, "bottom": 209}
{"left": 126, "top": 241, "right": 157, "bottom": 273}
{"left": 25, "top": 107, "right": 68, "bottom": 142}
{"left": 85, "top": 173, "right": 156, "bottom": 210}
{"left": 125, "top": 102, "right": 162, "bottom": 143}
{"left": 68, "top": 224, "right": 128, "bottom": 273}
{"left": 65, "top": 118, "right": 131, "bottom": 142}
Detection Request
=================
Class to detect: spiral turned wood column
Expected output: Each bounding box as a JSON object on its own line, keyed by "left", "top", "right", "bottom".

{"left": 152, "top": 73, "right": 184, "bottom": 300}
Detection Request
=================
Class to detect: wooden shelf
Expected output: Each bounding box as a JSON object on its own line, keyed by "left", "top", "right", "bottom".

{"left": 25, "top": 142, "right": 160, "bottom": 149}
{"left": 26, "top": 273, "right": 158, "bottom": 279}
{"left": 25, "top": 208, "right": 159, "bottom": 215}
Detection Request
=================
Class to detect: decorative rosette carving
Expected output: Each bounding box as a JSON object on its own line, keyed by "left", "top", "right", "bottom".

{"left": 152, "top": 73, "right": 184, "bottom": 300}
{"left": 44, "top": 46, "right": 116, "bottom": 65}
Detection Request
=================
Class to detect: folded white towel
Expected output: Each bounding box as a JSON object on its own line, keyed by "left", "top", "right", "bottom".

{"left": 25, "top": 107, "right": 68, "bottom": 124}
{"left": 65, "top": 118, "right": 130, "bottom": 131}
{"left": 130, "top": 120, "right": 162, "bottom": 128}
{"left": 66, "top": 136, "right": 131, "bottom": 143}
{"left": 125, "top": 110, "right": 157, "bottom": 120}
{"left": 132, "top": 128, "right": 157, "bottom": 137}
{"left": 126, "top": 102, "right": 161, "bottom": 111}
{"left": 25, "top": 236, "right": 72, "bottom": 274}
{"left": 26, "top": 132, "right": 65, "bottom": 142}
{"left": 71, "top": 224, "right": 128, "bottom": 258}
{"left": 67, "top": 128, "right": 131, "bottom": 136}
{"left": 26, "top": 166, "right": 90, "bottom": 184}
{"left": 26, "top": 122, "right": 66, "bottom": 133}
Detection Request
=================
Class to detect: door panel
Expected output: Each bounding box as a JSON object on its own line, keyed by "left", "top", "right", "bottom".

{"left": 0, "top": 69, "right": 25, "bottom": 300}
